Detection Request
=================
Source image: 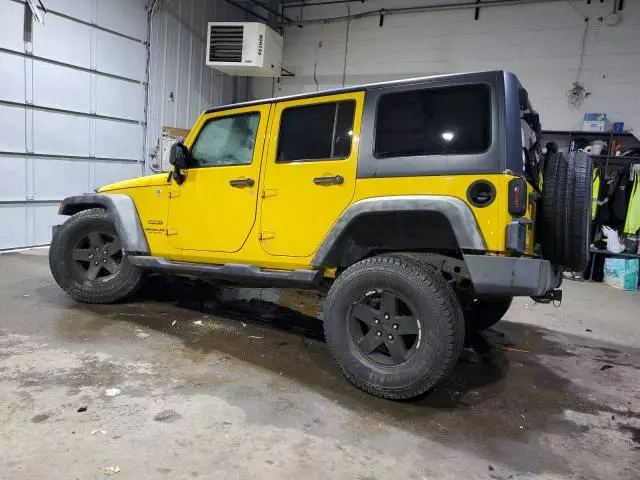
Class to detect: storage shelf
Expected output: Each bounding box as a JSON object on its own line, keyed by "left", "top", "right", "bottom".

{"left": 544, "top": 130, "right": 636, "bottom": 137}
{"left": 590, "top": 248, "right": 640, "bottom": 260}
{"left": 591, "top": 155, "right": 640, "bottom": 164}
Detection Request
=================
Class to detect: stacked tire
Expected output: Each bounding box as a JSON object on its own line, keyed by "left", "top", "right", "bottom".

{"left": 540, "top": 150, "right": 593, "bottom": 271}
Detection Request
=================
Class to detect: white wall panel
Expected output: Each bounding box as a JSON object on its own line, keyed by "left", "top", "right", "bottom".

{"left": 0, "top": 53, "right": 26, "bottom": 103}
{"left": 33, "top": 204, "right": 65, "bottom": 245}
{"left": 33, "top": 159, "right": 90, "bottom": 200}
{"left": 32, "top": 60, "right": 91, "bottom": 112}
{"left": 271, "top": 0, "right": 640, "bottom": 131}
{"left": 2, "top": 0, "right": 253, "bottom": 249}
{"left": 44, "top": 0, "right": 92, "bottom": 22}
{"left": 32, "top": 14, "right": 91, "bottom": 69}
{"left": 96, "top": 0, "right": 147, "bottom": 40}
{"left": 95, "top": 76, "right": 144, "bottom": 121}
{"left": 95, "top": 29, "right": 147, "bottom": 81}
{"left": 0, "top": 156, "right": 27, "bottom": 201}
{"left": 0, "top": 1, "right": 25, "bottom": 51}
{"left": 94, "top": 119, "right": 142, "bottom": 160}
{"left": 0, "top": 105, "right": 26, "bottom": 152}
{"left": 0, "top": 205, "right": 28, "bottom": 249}
{"left": 93, "top": 162, "right": 142, "bottom": 189}
{"left": 32, "top": 110, "right": 90, "bottom": 156}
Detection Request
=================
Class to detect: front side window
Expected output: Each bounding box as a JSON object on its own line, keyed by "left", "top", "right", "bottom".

{"left": 375, "top": 84, "right": 491, "bottom": 158}
{"left": 277, "top": 101, "right": 355, "bottom": 163}
{"left": 191, "top": 112, "right": 260, "bottom": 167}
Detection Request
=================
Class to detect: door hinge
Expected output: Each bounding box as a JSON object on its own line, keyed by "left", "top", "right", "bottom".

{"left": 169, "top": 189, "right": 181, "bottom": 198}
{"left": 167, "top": 227, "right": 179, "bottom": 235}
{"left": 262, "top": 189, "right": 277, "bottom": 198}
{"left": 259, "top": 230, "right": 275, "bottom": 240}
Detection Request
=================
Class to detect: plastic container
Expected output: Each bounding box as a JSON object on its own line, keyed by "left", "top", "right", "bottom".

{"left": 604, "top": 258, "right": 639, "bottom": 291}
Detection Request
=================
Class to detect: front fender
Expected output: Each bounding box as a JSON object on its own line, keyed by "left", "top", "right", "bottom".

{"left": 59, "top": 194, "right": 150, "bottom": 254}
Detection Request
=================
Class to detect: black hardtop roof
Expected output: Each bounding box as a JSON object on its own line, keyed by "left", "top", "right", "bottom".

{"left": 204, "top": 70, "right": 508, "bottom": 114}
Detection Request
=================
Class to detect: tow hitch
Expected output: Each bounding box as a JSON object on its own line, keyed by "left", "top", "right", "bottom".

{"left": 532, "top": 289, "right": 562, "bottom": 306}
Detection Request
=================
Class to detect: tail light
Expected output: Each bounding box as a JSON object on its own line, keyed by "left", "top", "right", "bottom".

{"left": 508, "top": 177, "right": 527, "bottom": 217}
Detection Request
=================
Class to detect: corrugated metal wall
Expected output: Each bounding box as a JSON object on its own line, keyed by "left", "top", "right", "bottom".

{"left": 145, "top": 0, "right": 249, "bottom": 173}
{"left": 0, "top": 0, "right": 148, "bottom": 250}
{"left": 0, "top": 0, "right": 251, "bottom": 249}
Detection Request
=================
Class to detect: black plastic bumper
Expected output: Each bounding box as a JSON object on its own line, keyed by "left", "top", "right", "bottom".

{"left": 464, "top": 254, "right": 562, "bottom": 297}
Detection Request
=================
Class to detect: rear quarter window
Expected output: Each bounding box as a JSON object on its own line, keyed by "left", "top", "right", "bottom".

{"left": 374, "top": 84, "right": 492, "bottom": 158}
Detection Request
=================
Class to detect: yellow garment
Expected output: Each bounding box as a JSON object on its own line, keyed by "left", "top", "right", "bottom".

{"left": 592, "top": 168, "right": 600, "bottom": 218}
{"left": 624, "top": 175, "right": 640, "bottom": 234}
{"left": 538, "top": 170, "right": 543, "bottom": 189}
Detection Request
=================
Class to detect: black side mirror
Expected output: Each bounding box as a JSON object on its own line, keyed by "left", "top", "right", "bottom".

{"left": 169, "top": 142, "right": 190, "bottom": 169}
{"left": 168, "top": 142, "right": 191, "bottom": 185}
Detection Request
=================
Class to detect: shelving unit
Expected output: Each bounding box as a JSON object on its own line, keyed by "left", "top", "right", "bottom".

{"left": 541, "top": 130, "right": 640, "bottom": 281}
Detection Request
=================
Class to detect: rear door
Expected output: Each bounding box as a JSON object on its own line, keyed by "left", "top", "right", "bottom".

{"left": 167, "top": 104, "right": 270, "bottom": 254}
{"left": 259, "top": 92, "right": 364, "bottom": 257}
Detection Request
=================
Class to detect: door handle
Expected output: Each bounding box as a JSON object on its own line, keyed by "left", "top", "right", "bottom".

{"left": 229, "top": 178, "right": 255, "bottom": 188}
{"left": 313, "top": 175, "right": 344, "bottom": 185}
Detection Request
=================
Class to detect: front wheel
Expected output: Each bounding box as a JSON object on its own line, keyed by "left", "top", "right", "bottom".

{"left": 49, "top": 209, "right": 143, "bottom": 304}
{"left": 323, "top": 255, "right": 464, "bottom": 400}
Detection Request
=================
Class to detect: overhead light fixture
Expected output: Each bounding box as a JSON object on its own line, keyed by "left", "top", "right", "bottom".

{"left": 441, "top": 131, "right": 454, "bottom": 142}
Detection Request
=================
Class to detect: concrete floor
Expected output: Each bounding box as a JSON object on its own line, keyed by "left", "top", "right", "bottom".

{"left": 1, "top": 250, "right": 639, "bottom": 480}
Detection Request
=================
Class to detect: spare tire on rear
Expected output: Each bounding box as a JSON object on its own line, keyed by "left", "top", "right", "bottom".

{"left": 540, "top": 150, "right": 593, "bottom": 271}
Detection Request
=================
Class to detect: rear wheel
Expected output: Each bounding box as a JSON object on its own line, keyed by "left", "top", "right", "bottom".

{"left": 49, "top": 209, "right": 143, "bottom": 304}
{"left": 323, "top": 255, "right": 464, "bottom": 400}
{"left": 464, "top": 296, "right": 512, "bottom": 332}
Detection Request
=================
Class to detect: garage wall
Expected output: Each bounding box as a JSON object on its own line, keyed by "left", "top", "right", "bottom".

{"left": 266, "top": 0, "right": 640, "bottom": 132}
{"left": 0, "top": 0, "right": 251, "bottom": 250}
{"left": 0, "top": 0, "right": 148, "bottom": 249}
{"left": 146, "top": 0, "right": 249, "bottom": 172}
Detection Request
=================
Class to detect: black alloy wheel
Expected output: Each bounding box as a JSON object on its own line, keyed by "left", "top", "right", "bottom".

{"left": 349, "top": 289, "right": 420, "bottom": 366}
{"left": 71, "top": 231, "right": 123, "bottom": 282}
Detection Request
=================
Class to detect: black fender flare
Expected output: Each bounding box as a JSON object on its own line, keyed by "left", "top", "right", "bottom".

{"left": 310, "top": 195, "right": 486, "bottom": 267}
{"left": 58, "top": 194, "right": 150, "bottom": 254}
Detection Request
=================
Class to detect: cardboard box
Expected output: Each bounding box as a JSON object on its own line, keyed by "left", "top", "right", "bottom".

{"left": 583, "top": 120, "right": 612, "bottom": 132}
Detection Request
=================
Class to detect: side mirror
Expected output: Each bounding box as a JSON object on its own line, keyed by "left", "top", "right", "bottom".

{"left": 169, "top": 142, "right": 191, "bottom": 169}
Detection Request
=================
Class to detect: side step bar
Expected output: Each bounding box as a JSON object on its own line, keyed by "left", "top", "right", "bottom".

{"left": 128, "top": 256, "right": 323, "bottom": 288}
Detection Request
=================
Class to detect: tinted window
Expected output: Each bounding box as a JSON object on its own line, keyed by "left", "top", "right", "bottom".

{"left": 191, "top": 112, "right": 260, "bottom": 167}
{"left": 375, "top": 84, "right": 491, "bottom": 158}
{"left": 277, "top": 101, "right": 355, "bottom": 163}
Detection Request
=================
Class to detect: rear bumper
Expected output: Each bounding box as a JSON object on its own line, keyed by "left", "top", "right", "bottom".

{"left": 464, "top": 254, "right": 562, "bottom": 297}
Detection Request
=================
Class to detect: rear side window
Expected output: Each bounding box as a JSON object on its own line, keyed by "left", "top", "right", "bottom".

{"left": 374, "top": 84, "right": 491, "bottom": 158}
{"left": 277, "top": 101, "right": 355, "bottom": 163}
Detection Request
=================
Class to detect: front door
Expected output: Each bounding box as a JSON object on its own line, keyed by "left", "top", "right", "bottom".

{"left": 168, "top": 104, "right": 271, "bottom": 254}
{"left": 260, "top": 92, "right": 364, "bottom": 257}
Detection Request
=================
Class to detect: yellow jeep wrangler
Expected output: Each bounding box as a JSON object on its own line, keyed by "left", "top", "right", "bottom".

{"left": 50, "top": 71, "right": 592, "bottom": 399}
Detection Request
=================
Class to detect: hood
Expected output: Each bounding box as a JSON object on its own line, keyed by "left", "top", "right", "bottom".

{"left": 97, "top": 173, "right": 168, "bottom": 192}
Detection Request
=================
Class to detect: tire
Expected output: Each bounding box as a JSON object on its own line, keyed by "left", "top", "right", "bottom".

{"left": 464, "top": 296, "right": 513, "bottom": 332}
{"left": 49, "top": 208, "right": 143, "bottom": 304}
{"left": 541, "top": 151, "right": 592, "bottom": 271}
{"left": 564, "top": 151, "right": 593, "bottom": 271}
{"left": 323, "top": 254, "right": 464, "bottom": 400}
